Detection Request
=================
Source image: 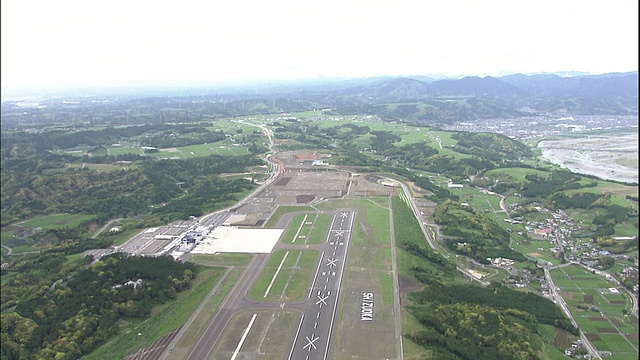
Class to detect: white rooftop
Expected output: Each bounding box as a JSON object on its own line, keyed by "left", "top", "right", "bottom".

{"left": 192, "top": 226, "right": 284, "bottom": 254}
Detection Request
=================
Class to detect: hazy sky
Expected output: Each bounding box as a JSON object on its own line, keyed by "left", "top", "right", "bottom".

{"left": 1, "top": 0, "right": 638, "bottom": 89}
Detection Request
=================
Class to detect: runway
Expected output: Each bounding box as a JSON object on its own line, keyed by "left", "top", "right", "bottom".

{"left": 287, "top": 210, "right": 355, "bottom": 360}
{"left": 166, "top": 210, "right": 355, "bottom": 360}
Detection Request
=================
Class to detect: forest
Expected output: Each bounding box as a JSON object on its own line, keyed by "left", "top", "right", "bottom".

{"left": 407, "top": 281, "right": 578, "bottom": 360}
{"left": 433, "top": 200, "right": 526, "bottom": 263}
{"left": 2, "top": 253, "right": 198, "bottom": 360}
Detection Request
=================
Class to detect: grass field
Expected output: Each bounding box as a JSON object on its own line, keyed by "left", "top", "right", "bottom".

{"left": 18, "top": 213, "right": 95, "bottom": 230}
{"left": 212, "top": 310, "right": 298, "bottom": 360}
{"left": 248, "top": 249, "right": 320, "bottom": 302}
{"left": 279, "top": 213, "right": 332, "bottom": 245}
{"left": 189, "top": 253, "right": 253, "bottom": 267}
{"left": 144, "top": 142, "right": 251, "bottom": 159}
{"left": 263, "top": 205, "right": 317, "bottom": 228}
{"left": 319, "top": 197, "right": 399, "bottom": 360}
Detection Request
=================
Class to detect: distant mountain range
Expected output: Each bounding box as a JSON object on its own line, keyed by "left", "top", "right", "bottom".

{"left": 344, "top": 72, "right": 637, "bottom": 100}
{"left": 321, "top": 71, "right": 638, "bottom": 119}
{"left": 2, "top": 71, "right": 637, "bottom": 126}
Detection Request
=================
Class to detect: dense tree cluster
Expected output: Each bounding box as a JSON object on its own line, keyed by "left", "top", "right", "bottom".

{"left": 1, "top": 253, "right": 197, "bottom": 360}
{"left": 1, "top": 154, "right": 261, "bottom": 225}
{"left": 407, "top": 281, "right": 578, "bottom": 359}
{"left": 451, "top": 132, "right": 533, "bottom": 162}
{"left": 434, "top": 200, "right": 526, "bottom": 263}
{"left": 392, "top": 197, "right": 456, "bottom": 282}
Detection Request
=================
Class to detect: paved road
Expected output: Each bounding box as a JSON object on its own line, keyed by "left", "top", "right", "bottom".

{"left": 1, "top": 244, "right": 12, "bottom": 256}
{"left": 183, "top": 254, "right": 271, "bottom": 360}
{"left": 287, "top": 210, "right": 354, "bottom": 360}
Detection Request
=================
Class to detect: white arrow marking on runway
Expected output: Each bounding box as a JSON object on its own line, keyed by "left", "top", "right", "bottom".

{"left": 316, "top": 294, "right": 329, "bottom": 307}
{"left": 326, "top": 258, "right": 338, "bottom": 268}
{"left": 303, "top": 335, "right": 319, "bottom": 351}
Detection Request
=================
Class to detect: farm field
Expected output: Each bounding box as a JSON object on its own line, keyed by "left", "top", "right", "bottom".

{"left": 551, "top": 265, "right": 638, "bottom": 359}
{"left": 511, "top": 237, "right": 560, "bottom": 265}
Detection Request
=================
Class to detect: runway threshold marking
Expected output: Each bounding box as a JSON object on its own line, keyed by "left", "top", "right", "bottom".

{"left": 230, "top": 313, "right": 257, "bottom": 360}
{"left": 264, "top": 251, "right": 290, "bottom": 297}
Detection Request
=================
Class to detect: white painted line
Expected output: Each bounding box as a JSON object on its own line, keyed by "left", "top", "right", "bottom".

{"left": 314, "top": 322, "right": 318, "bottom": 329}
{"left": 292, "top": 215, "right": 308, "bottom": 243}
{"left": 264, "top": 251, "right": 290, "bottom": 297}
{"left": 230, "top": 313, "right": 257, "bottom": 360}
{"left": 308, "top": 251, "right": 325, "bottom": 298}
{"left": 324, "top": 211, "right": 354, "bottom": 360}
{"left": 287, "top": 315, "right": 305, "bottom": 360}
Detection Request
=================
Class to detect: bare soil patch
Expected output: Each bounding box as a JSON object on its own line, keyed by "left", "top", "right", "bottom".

{"left": 553, "top": 327, "right": 573, "bottom": 348}
{"left": 597, "top": 328, "right": 618, "bottom": 333}
{"left": 274, "top": 177, "right": 291, "bottom": 186}
{"left": 610, "top": 318, "right": 623, "bottom": 327}
{"left": 584, "top": 294, "right": 594, "bottom": 304}
{"left": 585, "top": 333, "right": 602, "bottom": 341}
{"left": 399, "top": 275, "right": 424, "bottom": 306}
{"left": 625, "top": 333, "right": 638, "bottom": 342}
{"left": 559, "top": 290, "right": 574, "bottom": 300}
{"left": 295, "top": 194, "right": 315, "bottom": 203}
{"left": 587, "top": 316, "right": 607, "bottom": 321}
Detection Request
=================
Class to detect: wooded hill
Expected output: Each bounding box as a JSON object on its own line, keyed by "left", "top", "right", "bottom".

{"left": 2, "top": 72, "right": 637, "bottom": 129}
